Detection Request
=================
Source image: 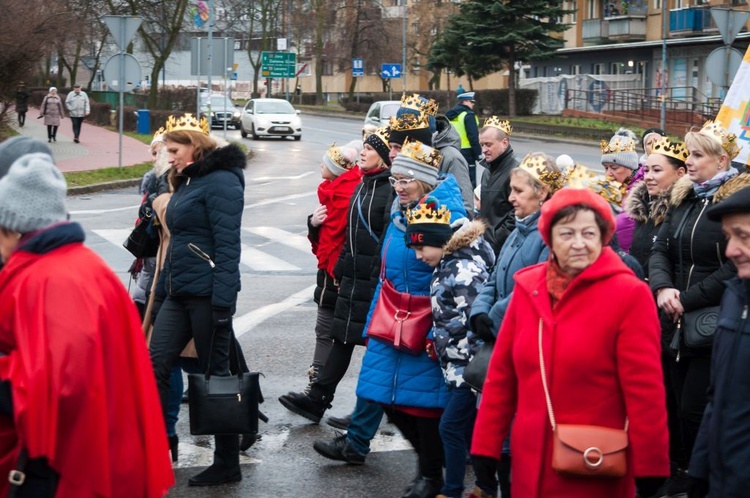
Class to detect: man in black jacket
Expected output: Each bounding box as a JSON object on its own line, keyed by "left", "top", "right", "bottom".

{"left": 477, "top": 117, "right": 518, "bottom": 255}
{"left": 688, "top": 186, "right": 750, "bottom": 498}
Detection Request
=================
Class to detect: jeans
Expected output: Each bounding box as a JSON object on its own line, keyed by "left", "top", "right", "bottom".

{"left": 70, "top": 116, "right": 84, "bottom": 139}
{"left": 345, "top": 396, "right": 384, "bottom": 455}
{"left": 439, "top": 386, "right": 477, "bottom": 497}
{"left": 384, "top": 406, "right": 444, "bottom": 481}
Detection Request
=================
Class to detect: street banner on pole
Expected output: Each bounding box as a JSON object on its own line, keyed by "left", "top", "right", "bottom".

{"left": 716, "top": 44, "right": 750, "bottom": 166}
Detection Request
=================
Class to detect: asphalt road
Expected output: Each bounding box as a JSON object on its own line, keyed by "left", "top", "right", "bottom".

{"left": 68, "top": 113, "right": 606, "bottom": 497}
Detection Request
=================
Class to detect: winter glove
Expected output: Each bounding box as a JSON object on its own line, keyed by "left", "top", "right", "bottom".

{"left": 471, "top": 313, "right": 496, "bottom": 344}
{"left": 213, "top": 306, "right": 233, "bottom": 331}
{"left": 635, "top": 477, "right": 665, "bottom": 498}
{"left": 686, "top": 476, "right": 709, "bottom": 498}
{"left": 471, "top": 455, "right": 499, "bottom": 494}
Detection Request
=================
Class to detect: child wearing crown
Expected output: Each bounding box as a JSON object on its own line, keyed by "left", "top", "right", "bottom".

{"left": 405, "top": 196, "right": 495, "bottom": 498}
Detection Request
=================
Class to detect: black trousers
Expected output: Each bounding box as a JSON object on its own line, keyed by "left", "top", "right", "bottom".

{"left": 70, "top": 116, "right": 84, "bottom": 139}
{"left": 384, "top": 406, "right": 444, "bottom": 481}
{"left": 17, "top": 112, "right": 26, "bottom": 126}
{"left": 309, "top": 339, "right": 356, "bottom": 402}
{"left": 150, "top": 295, "right": 239, "bottom": 468}
{"left": 669, "top": 355, "right": 711, "bottom": 461}
{"left": 46, "top": 125, "right": 58, "bottom": 140}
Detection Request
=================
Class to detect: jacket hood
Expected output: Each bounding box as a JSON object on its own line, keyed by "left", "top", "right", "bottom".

{"left": 444, "top": 218, "right": 486, "bottom": 254}
{"left": 670, "top": 175, "right": 694, "bottom": 207}
{"left": 626, "top": 181, "right": 672, "bottom": 226}
{"left": 433, "top": 115, "right": 462, "bottom": 150}
{"left": 390, "top": 175, "right": 467, "bottom": 230}
{"left": 172, "top": 143, "right": 247, "bottom": 188}
{"left": 715, "top": 171, "right": 750, "bottom": 202}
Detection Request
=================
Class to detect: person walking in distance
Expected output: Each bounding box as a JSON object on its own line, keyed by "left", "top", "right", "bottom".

{"left": 65, "top": 84, "right": 90, "bottom": 144}
{"left": 39, "top": 87, "right": 65, "bottom": 143}
{"left": 14, "top": 83, "right": 29, "bottom": 127}
{"left": 445, "top": 92, "right": 481, "bottom": 187}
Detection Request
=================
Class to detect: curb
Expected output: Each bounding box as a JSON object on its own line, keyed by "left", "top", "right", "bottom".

{"left": 68, "top": 178, "right": 140, "bottom": 196}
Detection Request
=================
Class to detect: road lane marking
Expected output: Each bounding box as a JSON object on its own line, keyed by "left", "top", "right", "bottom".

{"left": 245, "top": 226, "right": 311, "bottom": 253}
{"left": 241, "top": 244, "right": 301, "bottom": 272}
{"left": 71, "top": 205, "right": 140, "bottom": 215}
{"left": 244, "top": 191, "right": 316, "bottom": 210}
{"left": 91, "top": 229, "right": 132, "bottom": 252}
{"left": 234, "top": 284, "right": 315, "bottom": 338}
{"left": 251, "top": 171, "right": 315, "bottom": 182}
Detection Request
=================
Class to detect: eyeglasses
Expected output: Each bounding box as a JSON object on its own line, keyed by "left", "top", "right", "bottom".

{"left": 389, "top": 177, "right": 417, "bottom": 188}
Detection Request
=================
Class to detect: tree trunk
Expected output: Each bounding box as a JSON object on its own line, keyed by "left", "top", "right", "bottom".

{"left": 314, "top": 2, "right": 325, "bottom": 105}
{"left": 508, "top": 47, "right": 516, "bottom": 117}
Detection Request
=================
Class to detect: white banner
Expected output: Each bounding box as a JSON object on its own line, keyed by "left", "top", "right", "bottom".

{"left": 716, "top": 45, "right": 750, "bottom": 166}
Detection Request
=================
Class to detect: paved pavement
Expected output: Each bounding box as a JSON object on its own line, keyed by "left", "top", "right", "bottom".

{"left": 10, "top": 107, "right": 151, "bottom": 172}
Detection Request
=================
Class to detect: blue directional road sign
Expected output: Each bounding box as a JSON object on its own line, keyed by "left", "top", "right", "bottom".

{"left": 352, "top": 58, "right": 364, "bottom": 77}
{"left": 380, "top": 63, "right": 402, "bottom": 79}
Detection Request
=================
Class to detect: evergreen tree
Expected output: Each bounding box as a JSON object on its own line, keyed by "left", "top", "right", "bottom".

{"left": 429, "top": 0, "right": 573, "bottom": 116}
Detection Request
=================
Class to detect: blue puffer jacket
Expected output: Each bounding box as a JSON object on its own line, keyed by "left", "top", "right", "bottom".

{"left": 470, "top": 210, "right": 548, "bottom": 336}
{"left": 356, "top": 175, "right": 466, "bottom": 409}
{"left": 159, "top": 144, "right": 246, "bottom": 309}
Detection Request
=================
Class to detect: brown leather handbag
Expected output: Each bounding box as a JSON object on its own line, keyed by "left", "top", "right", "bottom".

{"left": 538, "top": 319, "right": 629, "bottom": 478}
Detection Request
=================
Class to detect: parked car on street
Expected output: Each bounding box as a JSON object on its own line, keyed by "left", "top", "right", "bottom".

{"left": 240, "top": 98, "right": 302, "bottom": 140}
{"left": 363, "top": 100, "right": 400, "bottom": 134}
{"left": 199, "top": 94, "right": 242, "bottom": 129}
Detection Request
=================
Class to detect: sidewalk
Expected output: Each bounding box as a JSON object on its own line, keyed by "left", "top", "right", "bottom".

{"left": 12, "top": 109, "right": 151, "bottom": 173}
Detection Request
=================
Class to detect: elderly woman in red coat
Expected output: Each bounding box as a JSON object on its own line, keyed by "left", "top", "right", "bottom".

{"left": 470, "top": 187, "right": 669, "bottom": 498}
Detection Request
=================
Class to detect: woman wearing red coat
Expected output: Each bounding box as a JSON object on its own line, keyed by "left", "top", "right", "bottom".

{"left": 470, "top": 187, "right": 669, "bottom": 498}
{"left": 0, "top": 151, "right": 173, "bottom": 497}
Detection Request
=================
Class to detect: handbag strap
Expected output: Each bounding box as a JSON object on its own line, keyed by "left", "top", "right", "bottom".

{"left": 203, "top": 326, "right": 244, "bottom": 380}
{"left": 538, "top": 318, "right": 628, "bottom": 432}
{"left": 356, "top": 188, "right": 380, "bottom": 243}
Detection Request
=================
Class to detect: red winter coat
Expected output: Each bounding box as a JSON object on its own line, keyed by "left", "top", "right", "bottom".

{"left": 472, "top": 247, "right": 669, "bottom": 498}
{"left": 0, "top": 234, "right": 174, "bottom": 497}
{"left": 310, "top": 166, "right": 362, "bottom": 278}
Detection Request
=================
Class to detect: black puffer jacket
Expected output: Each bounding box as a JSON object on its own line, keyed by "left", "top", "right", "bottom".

{"left": 330, "top": 170, "right": 392, "bottom": 345}
{"left": 626, "top": 181, "right": 672, "bottom": 279}
{"left": 480, "top": 147, "right": 519, "bottom": 254}
{"left": 158, "top": 144, "right": 246, "bottom": 309}
{"left": 649, "top": 176, "right": 736, "bottom": 355}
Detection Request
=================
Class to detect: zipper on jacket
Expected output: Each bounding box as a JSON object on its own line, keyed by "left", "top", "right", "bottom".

{"left": 188, "top": 243, "right": 215, "bottom": 268}
{"left": 686, "top": 199, "right": 709, "bottom": 289}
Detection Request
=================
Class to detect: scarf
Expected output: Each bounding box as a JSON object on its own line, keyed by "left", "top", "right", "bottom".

{"left": 693, "top": 168, "right": 738, "bottom": 198}
{"left": 546, "top": 255, "right": 575, "bottom": 308}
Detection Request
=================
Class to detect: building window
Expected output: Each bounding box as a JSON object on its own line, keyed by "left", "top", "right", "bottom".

{"left": 654, "top": 0, "right": 661, "bottom": 9}
{"left": 570, "top": 64, "right": 581, "bottom": 75}
{"left": 588, "top": 0, "right": 598, "bottom": 19}
{"left": 593, "top": 63, "right": 606, "bottom": 74}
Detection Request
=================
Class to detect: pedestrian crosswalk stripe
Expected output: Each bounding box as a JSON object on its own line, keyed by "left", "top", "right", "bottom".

{"left": 251, "top": 171, "right": 315, "bottom": 182}
{"left": 241, "top": 244, "right": 301, "bottom": 271}
{"left": 245, "top": 226, "right": 311, "bottom": 254}
{"left": 91, "top": 229, "right": 132, "bottom": 253}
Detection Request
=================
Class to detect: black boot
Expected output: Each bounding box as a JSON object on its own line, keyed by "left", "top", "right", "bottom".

{"left": 188, "top": 435, "right": 241, "bottom": 486}
{"left": 168, "top": 435, "right": 178, "bottom": 462}
{"left": 312, "top": 431, "right": 366, "bottom": 465}
{"left": 401, "top": 476, "right": 443, "bottom": 498}
{"left": 326, "top": 413, "right": 352, "bottom": 430}
{"left": 278, "top": 390, "right": 331, "bottom": 424}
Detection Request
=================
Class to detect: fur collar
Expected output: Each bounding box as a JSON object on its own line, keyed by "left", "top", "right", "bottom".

{"left": 625, "top": 181, "right": 672, "bottom": 226}
{"left": 715, "top": 171, "right": 750, "bottom": 202}
{"left": 669, "top": 176, "right": 694, "bottom": 207}
{"left": 443, "top": 219, "right": 486, "bottom": 254}
{"left": 170, "top": 143, "right": 247, "bottom": 188}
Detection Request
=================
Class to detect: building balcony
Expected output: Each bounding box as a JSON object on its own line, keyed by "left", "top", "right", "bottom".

{"left": 669, "top": 7, "right": 716, "bottom": 35}
{"left": 606, "top": 15, "right": 647, "bottom": 41}
{"left": 582, "top": 18, "right": 609, "bottom": 44}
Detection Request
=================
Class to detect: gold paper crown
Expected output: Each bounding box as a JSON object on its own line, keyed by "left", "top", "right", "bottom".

{"left": 389, "top": 113, "right": 430, "bottom": 131}
{"left": 561, "top": 164, "right": 625, "bottom": 206}
{"left": 153, "top": 127, "right": 166, "bottom": 141}
{"left": 164, "top": 113, "right": 210, "bottom": 135}
{"left": 406, "top": 196, "right": 451, "bottom": 225}
{"left": 562, "top": 163, "right": 596, "bottom": 189}
{"left": 400, "top": 93, "right": 439, "bottom": 116}
{"left": 483, "top": 116, "right": 512, "bottom": 137}
{"left": 518, "top": 153, "right": 563, "bottom": 192}
{"left": 651, "top": 137, "right": 689, "bottom": 162}
{"left": 372, "top": 126, "right": 391, "bottom": 147}
{"left": 400, "top": 137, "right": 442, "bottom": 168}
{"left": 326, "top": 142, "right": 354, "bottom": 170}
{"left": 701, "top": 120, "right": 741, "bottom": 160}
{"left": 601, "top": 136, "right": 636, "bottom": 154}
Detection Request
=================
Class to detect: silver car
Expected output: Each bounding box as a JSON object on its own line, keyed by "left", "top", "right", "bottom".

{"left": 363, "top": 100, "right": 400, "bottom": 134}
{"left": 240, "top": 98, "right": 302, "bottom": 140}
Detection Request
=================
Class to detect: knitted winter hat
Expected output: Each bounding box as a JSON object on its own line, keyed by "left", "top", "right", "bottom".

{"left": 363, "top": 127, "right": 392, "bottom": 166}
{"left": 538, "top": 187, "right": 616, "bottom": 246}
{"left": 641, "top": 127, "right": 666, "bottom": 151}
{"left": 0, "top": 137, "right": 53, "bottom": 180}
{"left": 322, "top": 143, "right": 357, "bottom": 177}
{"left": 0, "top": 153, "right": 68, "bottom": 233}
{"left": 601, "top": 128, "right": 639, "bottom": 171}
{"left": 405, "top": 196, "right": 452, "bottom": 248}
{"left": 391, "top": 137, "right": 442, "bottom": 187}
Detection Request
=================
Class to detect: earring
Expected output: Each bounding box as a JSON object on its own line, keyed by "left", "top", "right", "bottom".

{"left": 539, "top": 200, "right": 544, "bottom": 206}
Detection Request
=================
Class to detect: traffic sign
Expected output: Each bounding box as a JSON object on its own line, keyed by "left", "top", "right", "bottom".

{"left": 381, "top": 63, "right": 402, "bottom": 79}
{"left": 353, "top": 58, "right": 364, "bottom": 77}
{"left": 103, "top": 53, "right": 142, "bottom": 92}
{"left": 103, "top": 16, "right": 142, "bottom": 52}
{"left": 261, "top": 52, "right": 297, "bottom": 78}
{"left": 705, "top": 46, "right": 743, "bottom": 88}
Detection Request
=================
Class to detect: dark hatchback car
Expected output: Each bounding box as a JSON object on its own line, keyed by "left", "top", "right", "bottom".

{"left": 199, "top": 94, "right": 242, "bottom": 129}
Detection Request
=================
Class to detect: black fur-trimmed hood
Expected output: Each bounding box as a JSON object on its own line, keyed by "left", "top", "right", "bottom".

{"left": 625, "top": 181, "right": 672, "bottom": 226}
{"left": 172, "top": 143, "right": 247, "bottom": 188}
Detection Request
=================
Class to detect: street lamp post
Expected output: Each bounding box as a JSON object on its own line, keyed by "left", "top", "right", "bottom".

{"left": 660, "top": 0, "right": 668, "bottom": 130}
{"left": 402, "top": 2, "right": 407, "bottom": 92}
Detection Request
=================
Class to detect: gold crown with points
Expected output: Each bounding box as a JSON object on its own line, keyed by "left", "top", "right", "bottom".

{"left": 326, "top": 142, "right": 354, "bottom": 170}
{"left": 406, "top": 196, "right": 451, "bottom": 225}
{"left": 165, "top": 113, "right": 210, "bottom": 135}
{"left": 400, "top": 137, "right": 442, "bottom": 168}
{"left": 601, "top": 136, "right": 636, "bottom": 154}
{"left": 400, "top": 94, "right": 439, "bottom": 116}
{"left": 588, "top": 175, "right": 626, "bottom": 207}
{"left": 153, "top": 127, "right": 167, "bottom": 141}
{"left": 518, "top": 153, "right": 563, "bottom": 192}
{"left": 483, "top": 116, "right": 512, "bottom": 137}
{"left": 701, "top": 120, "right": 741, "bottom": 160}
{"left": 562, "top": 163, "right": 596, "bottom": 189}
{"left": 390, "top": 113, "right": 430, "bottom": 131}
{"left": 651, "top": 137, "right": 689, "bottom": 162}
{"left": 370, "top": 126, "right": 392, "bottom": 147}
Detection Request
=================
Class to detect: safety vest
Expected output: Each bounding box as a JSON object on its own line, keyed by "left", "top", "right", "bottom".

{"left": 449, "top": 110, "right": 479, "bottom": 150}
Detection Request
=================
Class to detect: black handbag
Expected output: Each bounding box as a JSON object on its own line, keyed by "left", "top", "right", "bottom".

{"left": 463, "top": 343, "right": 493, "bottom": 392}
{"left": 681, "top": 306, "right": 720, "bottom": 348}
{"left": 188, "top": 330, "right": 262, "bottom": 436}
{"left": 123, "top": 210, "right": 159, "bottom": 258}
